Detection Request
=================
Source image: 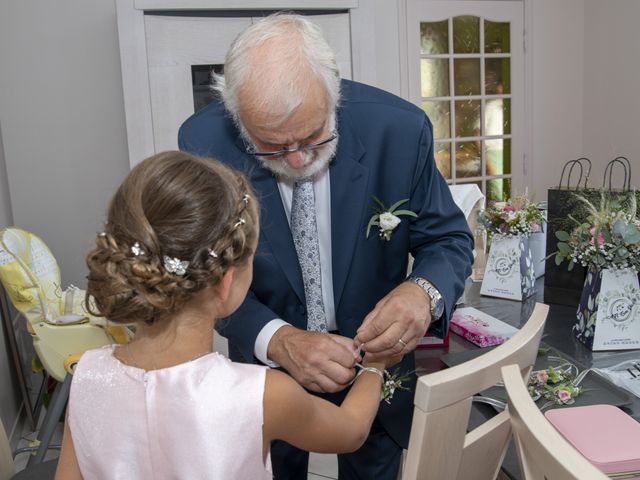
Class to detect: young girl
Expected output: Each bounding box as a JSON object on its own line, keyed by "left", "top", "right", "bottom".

{"left": 55, "top": 151, "right": 394, "bottom": 479}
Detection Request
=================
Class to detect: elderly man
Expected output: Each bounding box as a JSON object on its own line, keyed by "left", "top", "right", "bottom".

{"left": 179, "top": 13, "right": 473, "bottom": 480}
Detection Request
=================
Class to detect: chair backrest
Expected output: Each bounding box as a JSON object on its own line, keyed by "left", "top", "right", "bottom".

{"left": 0, "top": 227, "right": 116, "bottom": 382}
{"left": 501, "top": 364, "right": 609, "bottom": 480}
{"left": 0, "top": 228, "right": 62, "bottom": 325}
{"left": 402, "top": 303, "right": 548, "bottom": 480}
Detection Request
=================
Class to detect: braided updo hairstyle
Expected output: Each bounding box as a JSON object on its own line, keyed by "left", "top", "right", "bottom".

{"left": 86, "top": 151, "right": 259, "bottom": 325}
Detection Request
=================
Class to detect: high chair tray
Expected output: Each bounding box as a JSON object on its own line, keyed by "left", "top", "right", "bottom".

{"left": 441, "top": 345, "right": 633, "bottom": 411}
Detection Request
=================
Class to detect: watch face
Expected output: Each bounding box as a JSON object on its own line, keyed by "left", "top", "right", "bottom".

{"left": 433, "top": 300, "right": 444, "bottom": 318}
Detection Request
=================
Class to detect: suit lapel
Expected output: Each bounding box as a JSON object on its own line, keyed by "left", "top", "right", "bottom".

{"left": 330, "top": 113, "right": 369, "bottom": 311}
{"left": 250, "top": 165, "right": 305, "bottom": 304}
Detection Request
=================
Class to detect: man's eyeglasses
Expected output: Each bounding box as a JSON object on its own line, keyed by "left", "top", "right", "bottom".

{"left": 246, "top": 131, "right": 338, "bottom": 158}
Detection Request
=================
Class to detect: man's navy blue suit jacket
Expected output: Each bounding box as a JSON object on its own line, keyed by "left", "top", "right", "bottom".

{"left": 178, "top": 79, "right": 473, "bottom": 447}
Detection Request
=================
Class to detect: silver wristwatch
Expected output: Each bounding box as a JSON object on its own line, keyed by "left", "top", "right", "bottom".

{"left": 409, "top": 276, "right": 444, "bottom": 319}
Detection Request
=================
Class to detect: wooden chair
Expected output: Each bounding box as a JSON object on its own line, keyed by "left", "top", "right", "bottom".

{"left": 501, "top": 364, "right": 608, "bottom": 479}
{"left": 401, "top": 303, "right": 549, "bottom": 480}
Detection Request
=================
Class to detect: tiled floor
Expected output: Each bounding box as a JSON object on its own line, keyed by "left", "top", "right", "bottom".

{"left": 308, "top": 453, "right": 338, "bottom": 479}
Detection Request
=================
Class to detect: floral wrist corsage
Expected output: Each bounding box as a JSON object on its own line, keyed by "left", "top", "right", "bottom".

{"left": 356, "top": 364, "right": 413, "bottom": 404}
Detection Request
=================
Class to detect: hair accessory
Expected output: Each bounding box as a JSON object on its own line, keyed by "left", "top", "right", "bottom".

{"left": 131, "top": 242, "right": 144, "bottom": 256}
{"left": 98, "top": 232, "right": 107, "bottom": 237}
{"left": 242, "top": 193, "right": 250, "bottom": 204}
{"left": 233, "top": 217, "right": 246, "bottom": 229}
{"left": 208, "top": 249, "right": 218, "bottom": 258}
{"left": 163, "top": 255, "right": 189, "bottom": 276}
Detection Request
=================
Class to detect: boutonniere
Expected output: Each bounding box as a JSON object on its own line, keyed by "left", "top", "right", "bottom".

{"left": 366, "top": 197, "right": 417, "bottom": 241}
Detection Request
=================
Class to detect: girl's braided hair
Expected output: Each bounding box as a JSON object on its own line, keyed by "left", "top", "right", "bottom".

{"left": 86, "top": 151, "right": 258, "bottom": 325}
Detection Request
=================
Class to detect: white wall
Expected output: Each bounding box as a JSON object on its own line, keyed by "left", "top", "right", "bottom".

{"left": 0, "top": 0, "right": 130, "bottom": 288}
{"left": 529, "top": 0, "right": 585, "bottom": 200}
{"left": 0, "top": 0, "right": 131, "bottom": 442}
{"left": 0, "top": 124, "right": 22, "bottom": 444}
{"left": 582, "top": 0, "right": 640, "bottom": 189}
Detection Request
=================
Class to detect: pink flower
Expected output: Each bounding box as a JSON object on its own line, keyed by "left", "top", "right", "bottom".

{"left": 530, "top": 221, "right": 540, "bottom": 233}
{"left": 589, "top": 227, "right": 605, "bottom": 246}
{"left": 503, "top": 205, "right": 515, "bottom": 213}
{"left": 557, "top": 389, "right": 572, "bottom": 403}
{"left": 535, "top": 371, "right": 549, "bottom": 385}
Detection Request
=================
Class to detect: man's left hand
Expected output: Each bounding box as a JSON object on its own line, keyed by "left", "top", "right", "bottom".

{"left": 354, "top": 281, "right": 431, "bottom": 361}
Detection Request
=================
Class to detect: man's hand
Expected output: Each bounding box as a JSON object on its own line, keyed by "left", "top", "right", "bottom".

{"left": 355, "top": 282, "right": 432, "bottom": 362}
{"left": 267, "top": 326, "right": 360, "bottom": 393}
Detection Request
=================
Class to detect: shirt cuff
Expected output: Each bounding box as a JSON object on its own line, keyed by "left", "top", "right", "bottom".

{"left": 254, "top": 319, "right": 291, "bottom": 367}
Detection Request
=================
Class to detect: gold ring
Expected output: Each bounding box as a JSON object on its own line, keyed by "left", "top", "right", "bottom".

{"left": 397, "top": 338, "right": 408, "bottom": 349}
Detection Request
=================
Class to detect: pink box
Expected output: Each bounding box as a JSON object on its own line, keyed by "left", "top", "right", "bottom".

{"left": 416, "top": 329, "right": 450, "bottom": 349}
{"left": 545, "top": 404, "right": 640, "bottom": 477}
{"left": 449, "top": 307, "right": 518, "bottom": 348}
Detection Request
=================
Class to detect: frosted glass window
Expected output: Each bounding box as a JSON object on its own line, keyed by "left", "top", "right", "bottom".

{"left": 422, "top": 100, "right": 451, "bottom": 138}
{"left": 485, "top": 58, "right": 510, "bottom": 94}
{"left": 421, "top": 59, "right": 450, "bottom": 97}
{"left": 454, "top": 58, "right": 481, "bottom": 96}
{"left": 435, "top": 142, "right": 452, "bottom": 179}
{"left": 456, "top": 141, "right": 482, "bottom": 178}
{"left": 485, "top": 20, "right": 510, "bottom": 53}
{"left": 421, "top": 20, "right": 448, "bottom": 54}
{"left": 455, "top": 100, "right": 481, "bottom": 138}
{"left": 453, "top": 16, "right": 479, "bottom": 53}
{"left": 418, "top": 12, "right": 515, "bottom": 198}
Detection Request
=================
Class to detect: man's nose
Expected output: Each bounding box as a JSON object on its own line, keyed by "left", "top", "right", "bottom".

{"left": 284, "top": 149, "right": 306, "bottom": 169}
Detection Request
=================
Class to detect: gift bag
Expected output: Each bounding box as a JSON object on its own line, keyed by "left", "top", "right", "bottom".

{"left": 545, "top": 157, "right": 638, "bottom": 306}
{"left": 480, "top": 234, "right": 535, "bottom": 301}
{"left": 574, "top": 268, "right": 640, "bottom": 351}
{"left": 544, "top": 158, "right": 592, "bottom": 306}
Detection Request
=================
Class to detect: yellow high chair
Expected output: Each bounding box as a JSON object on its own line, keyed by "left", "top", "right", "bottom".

{"left": 0, "top": 227, "right": 130, "bottom": 465}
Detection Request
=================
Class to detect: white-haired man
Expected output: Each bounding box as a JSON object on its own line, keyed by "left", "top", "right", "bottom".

{"left": 179, "top": 13, "right": 473, "bottom": 480}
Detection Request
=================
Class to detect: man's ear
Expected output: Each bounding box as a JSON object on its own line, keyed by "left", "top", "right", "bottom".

{"left": 216, "top": 266, "right": 236, "bottom": 303}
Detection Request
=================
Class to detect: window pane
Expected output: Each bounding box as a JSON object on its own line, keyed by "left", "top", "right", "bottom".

{"left": 422, "top": 100, "right": 450, "bottom": 139}
{"left": 487, "top": 178, "right": 512, "bottom": 203}
{"left": 455, "top": 99, "right": 481, "bottom": 137}
{"left": 454, "top": 58, "right": 480, "bottom": 96}
{"left": 456, "top": 141, "right": 481, "bottom": 178}
{"left": 192, "top": 64, "right": 224, "bottom": 112}
{"left": 421, "top": 59, "right": 450, "bottom": 97}
{"left": 485, "top": 98, "right": 511, "bottom": 136}
{"left": 453, "top": 16, "right": 479, "bottom": 53}
{"left": 485, "top": 20, "right": 510, "bottom": 53}
{"left": 485, "top": 138, "right": 511, "bottom": 176}
{"left": 485, "top": 58, "right": 511, "bottom": 94}
{"left": 421, "top": 20, "right": 448, "bottom": 54}
{"left": 434, "top": 142, "right": 452, "bottom": 179}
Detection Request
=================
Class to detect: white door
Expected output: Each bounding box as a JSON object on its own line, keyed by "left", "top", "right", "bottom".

{"left": 405, "top": 0, "right": 524, "bottom": 203}
{"left": 123, "top": 10, "right": 352, "bottom": 164}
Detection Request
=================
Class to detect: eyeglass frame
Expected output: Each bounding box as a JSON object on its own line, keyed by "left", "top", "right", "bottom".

{"left": 245, "top": 130, "right": 338, "bottom": 158}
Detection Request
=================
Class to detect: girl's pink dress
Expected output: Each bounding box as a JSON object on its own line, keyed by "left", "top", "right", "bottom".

{"left": 68, "top": 345, "right": 272, "bottom": 479}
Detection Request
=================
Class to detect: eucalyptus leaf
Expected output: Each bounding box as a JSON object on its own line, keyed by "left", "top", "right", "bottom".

{"left": 393, "top": 209, "right": 418, "bottom": 218}
{"left": 388, "top": 198, "right": 409, "bottom": 213}
{"left": 366, "top": 216, "right": 379, "bottom": 239}
{"left": 555, "top": 230, "right": 570, "bottom": 241}
{"left": 612, "top": 219, "right": 626, "bottom": 237}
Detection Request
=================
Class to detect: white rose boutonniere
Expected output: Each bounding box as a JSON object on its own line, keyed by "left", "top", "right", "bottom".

{"left": 366, "top": 197, "right": 417, "bottom": 242}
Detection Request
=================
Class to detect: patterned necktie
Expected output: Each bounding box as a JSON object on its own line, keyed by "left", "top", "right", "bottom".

{"left": 290, "top": 179, "right": 328, "bottom": 332}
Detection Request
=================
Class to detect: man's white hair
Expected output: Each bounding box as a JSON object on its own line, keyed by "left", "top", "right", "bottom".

{"left": 214, "top": 13, "right": 341, "bottom": 127}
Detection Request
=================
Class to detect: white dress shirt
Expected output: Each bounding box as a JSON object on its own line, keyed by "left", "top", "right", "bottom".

{"left": 253, "top": 168, "right": 337, "bottom": 366}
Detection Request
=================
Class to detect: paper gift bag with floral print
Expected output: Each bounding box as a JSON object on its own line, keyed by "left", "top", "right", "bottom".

{"left": 575, "top": 268, "right": 640, "bottom": 350}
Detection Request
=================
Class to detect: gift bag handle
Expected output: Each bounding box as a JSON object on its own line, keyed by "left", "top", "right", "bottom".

{"left": 559, "top": 159, "right": 584, "bottom": 190}
{"left": 575, "top": 157, "right": 591, "bottom": 189}
{"left": 602, "top": 156, "right": 631, "bottom": 191}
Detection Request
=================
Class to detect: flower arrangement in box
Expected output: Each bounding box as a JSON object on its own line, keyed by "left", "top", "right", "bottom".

{"left": 553, "top": 193, "right": 640, "bottom": 272}
{"left": 553, "top": 192, "right": 640, "bottom": 351}
{"left": 478, "top": 194, "right": 545, "bottom": 237}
